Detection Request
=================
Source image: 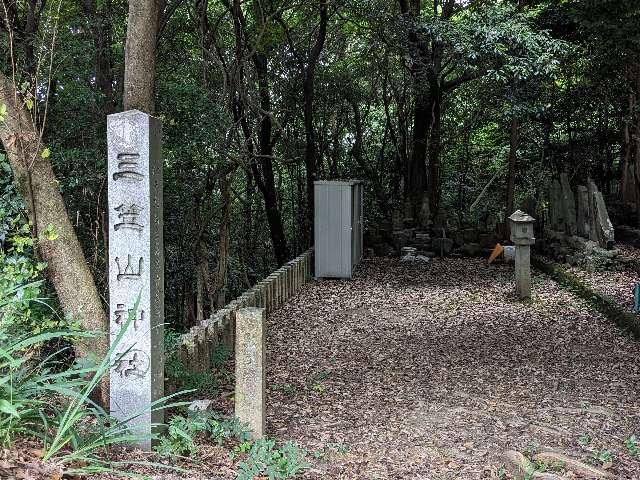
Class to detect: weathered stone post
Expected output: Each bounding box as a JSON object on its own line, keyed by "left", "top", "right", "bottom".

{"left": 107, "top": 110, "right": 164, "bottom": 450}
{"left": 235, "top": 307, "right": 266, "bottom": 440}
{"left": 509, "top": 210, "right": 536, "bottom": 300}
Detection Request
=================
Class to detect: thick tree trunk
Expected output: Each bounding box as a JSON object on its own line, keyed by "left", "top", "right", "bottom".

{"left": 0, "top": 72, "right": 108, "bottom": 389}
{"left": 426, "top": 90, "right": 443, "bottom": 218}
{"left": 633, "top": 71, "right": 640, "bottom": 228}
{"left": 407, "top": 92, "right": 430, "bottom": 220}
{"left": 122, "top": 0, "right": 159, "bottom": 112}
{"left": 303, "top": 73, "right": 317, "bottom": 246}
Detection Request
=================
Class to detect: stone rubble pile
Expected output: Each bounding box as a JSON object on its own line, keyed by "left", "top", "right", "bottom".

{"left": 365, "top": 213, "right": 500, "bottom": 260}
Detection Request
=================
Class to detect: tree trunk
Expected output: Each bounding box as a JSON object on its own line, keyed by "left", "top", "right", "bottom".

{"left": 122, "top": 0, "right": 159, "bottom": 112}
{"left": 0, "top": 72, "right": 107, "bottom": 395}
{"left": 252, "top": 53, "right": 290, "bottom": 266}
{"left": 426, "top": 90, "right": 443, "bottom": 218}
{"left": 407, "top": 91, "right": 430, "bottom": 220}
{"left": 633, "top": 66, "right": 640, "bottom": 228}
{"left": 302, "top": 2, "right": 328, "bottom": 247}
{"left": 240, "top": 170, "right": 255, "bottom": 287}
{"left": 506, "top": 117, "right": 520, "bottom": 227}
{"left": 81, "top": 0, "right": 116, "bottom": 115}
{"left": 212, "top": 173, "right": 232, "bottom": 308}
{"left": 350, "top": 100, "right": 391, "bottom": 218}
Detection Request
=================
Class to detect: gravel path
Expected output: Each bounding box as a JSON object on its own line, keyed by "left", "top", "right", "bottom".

{"left": 267, "top": 258, "right": 640, "bottom": 479}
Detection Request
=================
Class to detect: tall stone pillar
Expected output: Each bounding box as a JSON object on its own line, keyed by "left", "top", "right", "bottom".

{"left": 107, "top": 110, "right": 164, "bottom": 450}
{"left": 235, "top": 307, "right": 266, "bottom": 440}
{"left": 509, "top": 210, "right": 536, "bottom": 300}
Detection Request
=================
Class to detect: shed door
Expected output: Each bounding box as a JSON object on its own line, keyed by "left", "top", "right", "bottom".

{"left": 351, "top": 185, "right": 361, "bottom": 266}
{"left": 358, "top": 183, "right": 363, "bottom": 261}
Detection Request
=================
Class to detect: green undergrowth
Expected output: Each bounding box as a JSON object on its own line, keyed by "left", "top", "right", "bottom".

{"left": 165, "top": 329, "right": 232, "bottom": 395}
{"left": 532, "top": 256, "right": 640, "bottom": 339}
{"left": 1, "top": 287, "right": 187, "bottom": 477}
{"left": 155, "top": 410, "right": 250, "bottom": 457}
{"left": 156, "top": 410, "right": 309, "bottom": 479}
{"left": 233, "top": 438, "right": 309, "bottom": 480}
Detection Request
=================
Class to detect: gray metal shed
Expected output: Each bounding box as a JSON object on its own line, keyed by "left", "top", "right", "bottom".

{"left": 314, "top": 180, "right": 363, "bottom": 278}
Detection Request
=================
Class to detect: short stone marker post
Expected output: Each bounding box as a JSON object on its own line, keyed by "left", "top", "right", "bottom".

{"left": 235, "top": 307, "right": 266, "bottom": 440}
{"left": 509, "top": 210, "right": 536, "bottom": 300}
{"left": 107, "top": 110, "right": 164, "bottom": 450}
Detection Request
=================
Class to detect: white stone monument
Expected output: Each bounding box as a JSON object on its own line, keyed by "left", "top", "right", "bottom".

{"left": 509, "top": 210, "right": 535, "bottom": 300}
{"left": 107, "top": 110, "right": 164, "bottom": 450}
{"left": 235, "top": 307, "right": 266, "bottom": 440}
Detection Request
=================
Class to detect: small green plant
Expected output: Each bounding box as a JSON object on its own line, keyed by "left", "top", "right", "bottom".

{"left": 593, "top": 449, "right": 613, "bottom": 466}
{"left": 308, "top": 371, "right": 330, "bottom": 395}
{"left": 497, "top": 465, "right": 507, "bottom": 479}
{"left": 155, "top": 411, "right": 250, "bottom": 457}
{"left": 234, "top": 440, "right": 253, "bottom": 455}
{"left": 273, "top": 382, "right": 297, "bottom": 396}
{"left": 578, "top": 434, "right": 592, "bottom": 446}
{"left": 625, "top": 435, "right": 639, "bottom": 458}
{"left": 312, "top": 442, "right": 348, "bottom": 460}
{"left": 236, "top": 438, "right": 309, "bottom": 480}
{"left": 326, "top": 442, "right": 348, "bottom": 454}
{"left": 155, "top": 415, "right": 204, "bottom": 457}
{"left": 311, "top": 382, "right": 325, "bottom": 394}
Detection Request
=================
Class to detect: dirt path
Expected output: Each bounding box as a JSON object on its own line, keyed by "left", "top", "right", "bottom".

{"left": 266, "top": 258, "right": 640, "bottom": 479}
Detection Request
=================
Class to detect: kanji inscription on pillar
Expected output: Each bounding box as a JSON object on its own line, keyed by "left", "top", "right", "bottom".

{"left": 108, "top": 110, "right": 164, "bottom": 450}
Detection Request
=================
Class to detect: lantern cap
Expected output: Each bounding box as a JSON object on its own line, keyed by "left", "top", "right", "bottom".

{"left": 508, "top": 210, "right": 535, "bottom": 223}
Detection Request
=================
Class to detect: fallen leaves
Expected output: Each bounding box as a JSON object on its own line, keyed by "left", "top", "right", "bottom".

{"left": 0, "top": 440, "right": 61, "bottom": 480}
{"left": 266, "top": 258, "right": 640, "bottom": 479}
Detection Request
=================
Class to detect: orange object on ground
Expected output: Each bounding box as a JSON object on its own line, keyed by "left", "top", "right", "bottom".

{"left": 488, "top": 243, "right": 504, "bottom": 264}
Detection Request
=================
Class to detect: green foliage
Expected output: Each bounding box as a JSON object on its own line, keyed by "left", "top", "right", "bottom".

{"left": 165, "top": 330, "right": 232, "bottom": 395}
{"left": 578, "top": 434, "right": 592, "bottom": 446}
{"left": 235, "top": 438, "right": 309, "bottom": 480}
{"left": 0, "top": 155, "right": 70, "bottom": 338}
{"left": 155, "top": 411, "right": 250, "bottom": 458}
{"left": 593, "top": 449, "right": 613, "bottom": 466}
{"left": 0, "top": 290, "right": 185, "bottom": 476}
{"left": 625, "top": 435, "right": 639, "bottom": 458}
{"left": 165, "top": 344, "right": 231, "bottom": 396}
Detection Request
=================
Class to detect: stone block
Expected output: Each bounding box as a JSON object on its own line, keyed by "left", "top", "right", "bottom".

{"left": 235, "top": 308, "right": 266, "bottom": 440}
{"left": 188, "top": 399, "right": 213, "bottom": 412}
{"left": 576, "top": 185, "right": 590, "bottom": 238}
{"left": 107, "top": 110, "right": 164, "bottom": 450}
{"left": 594, "top": 191, "right": 615, "bottom": 248}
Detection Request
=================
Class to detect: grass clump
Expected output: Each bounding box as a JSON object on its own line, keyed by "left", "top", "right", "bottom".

{"left": 1, "top": 290, "right": 185, "bottom": 477}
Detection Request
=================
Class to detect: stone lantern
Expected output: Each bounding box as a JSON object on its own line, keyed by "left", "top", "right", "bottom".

{"left": 508, "top": 210, "right": 536, "bottom": 299}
